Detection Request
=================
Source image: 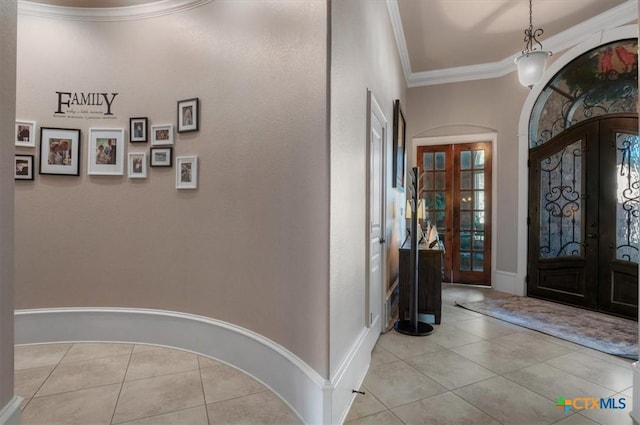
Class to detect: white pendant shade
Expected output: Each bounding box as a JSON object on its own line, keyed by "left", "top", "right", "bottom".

{"left": 515, "top": 50, "right": 550, "bottom": 87}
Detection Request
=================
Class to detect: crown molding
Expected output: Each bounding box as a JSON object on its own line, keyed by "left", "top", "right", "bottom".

{"left": 18, "top": 0, "right": 214, "bottom": 21}
{"left": 385, "top": 0, "right": 412, "bottom": 86}
{"left": 408, "top": 58, "right": 514, "bottom": 87}
{"left": 387, "top": 0, "right": 638, "bottom": 88}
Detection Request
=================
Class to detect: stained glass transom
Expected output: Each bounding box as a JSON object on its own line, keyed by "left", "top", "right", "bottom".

{"left": 530, "top": 40, "right": 638, "bottom": 148}
{"left": 539, "top": 140, "right": 583, "bottom": 259}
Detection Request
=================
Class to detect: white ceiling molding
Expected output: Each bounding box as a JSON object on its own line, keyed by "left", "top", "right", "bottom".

{"left": 385, "top": 0, "right": 412, "bottom": 86}
{"left": 18, "top": 0, "right": 214, "bottom": 21}
{"left": 387, "top": 0, "right": 638, "bottom": 88}
{"left": 408, "top": 58, "right": 516, "bottom": 87}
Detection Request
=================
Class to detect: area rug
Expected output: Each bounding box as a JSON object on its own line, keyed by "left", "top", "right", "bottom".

{"left": 455, "top": 296, "right": 638, "bottom": 360}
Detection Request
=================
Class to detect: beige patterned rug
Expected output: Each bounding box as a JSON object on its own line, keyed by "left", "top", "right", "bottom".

{"left": 456, "top": 296, "right": 638, "bottom": 360}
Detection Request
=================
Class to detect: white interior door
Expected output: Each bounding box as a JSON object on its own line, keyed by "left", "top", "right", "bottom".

{"left": 367, "top": 91, "right": 386, "bottom": 330}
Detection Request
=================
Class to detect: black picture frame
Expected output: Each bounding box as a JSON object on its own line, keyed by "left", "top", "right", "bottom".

{"left": 39, "top": 127, "right": 81, "bottom": 176}
{"left": 177, "top": 97, "right": 199, "bottom": 133}
{"left": 150, "top": 147, "right": 173, "bottom": 167}
{"left": 130, "top": 117, "right": 148, "bottom": 143}
{"left": 15, "top": 154, "right": 34, "bottom": 180}
{"left": 393, "top": 99, "right": 406, "bottom": 189}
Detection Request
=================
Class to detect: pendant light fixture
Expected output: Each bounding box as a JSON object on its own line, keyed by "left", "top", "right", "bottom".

{"left": 514, "top": 0, "right": 551, "bottom": 88}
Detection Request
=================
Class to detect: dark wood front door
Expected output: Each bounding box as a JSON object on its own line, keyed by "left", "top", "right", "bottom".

{"left": 527, "top": 115, "right": 638, "bottom": 319}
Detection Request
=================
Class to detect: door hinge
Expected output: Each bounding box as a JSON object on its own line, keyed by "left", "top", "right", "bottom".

{"left": 525, "top": 274, "right": 529, "bottom": 284}
{"left": 527, "top": 159, "right": 531, "bottom": 168}
{"left": 527, "top": 216, "right": 531, "bottom": 225}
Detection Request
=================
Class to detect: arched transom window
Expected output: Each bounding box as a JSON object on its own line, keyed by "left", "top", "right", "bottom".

{"left": 529, "top": 39, "right": 638, "bottom": 148}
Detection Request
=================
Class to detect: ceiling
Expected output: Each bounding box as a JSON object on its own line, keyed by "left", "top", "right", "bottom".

{"left": 392, "top": 0, "right": 636, "bottom": 86}
{"left": 21, "top": 0, "right": 638, "bottom": 86}
{"left": 25, "top": 0, "right": 156, "bottom": 6}
{"left": 398, "top": 0, "right": 629, "bottom": 72}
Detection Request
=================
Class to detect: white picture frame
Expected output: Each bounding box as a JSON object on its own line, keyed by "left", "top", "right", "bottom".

{"left": 88, "top": 128, "right": 125, "bottom": 175}
{"left": 16, "top": 120, "right": 36, "bottom": 147}
{"left": 151, "top": 124, "right": 174, "bottom": 146}
{"left": 176, "top": 156, "right": 198, "bottom": 189}
{"left": 128, "top": 152, "right": 147, "bottom": 179}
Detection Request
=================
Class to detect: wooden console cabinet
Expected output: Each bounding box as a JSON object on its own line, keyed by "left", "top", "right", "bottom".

{"left": 399, "top": 242, "right": 443, "bottom": 324}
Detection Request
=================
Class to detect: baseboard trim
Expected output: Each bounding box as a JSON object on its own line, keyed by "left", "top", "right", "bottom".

{"left": 330, "top": 318, "right": 380, "bottom": 424}
{"left": 15, "top": 307, "right": 329, "bottom": 424}
{"left": 0, "top": 396, "right": 23, "bottom": 425}
{"left": 493, "top": 270, "right": 524, "bottom": 296}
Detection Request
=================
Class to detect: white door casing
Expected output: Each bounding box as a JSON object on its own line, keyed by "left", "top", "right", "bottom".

{"left": 367, "top": 90, "right": 387, "bottom": 331}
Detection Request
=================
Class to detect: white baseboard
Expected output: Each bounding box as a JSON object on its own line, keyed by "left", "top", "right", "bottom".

{"left": 330, "top": 317, "right": 380, "bottom": 424}
{"left": 15, "top": 308, "right": 331, "bottom": 424}
{"left": 631, "top": 362, "right": 640, "bottom": 424}
{"left": 493, "top": 270, "right": 524, "bottom": 296}
{"left": 0, "top": 396, "right": 23, "bottom": 425}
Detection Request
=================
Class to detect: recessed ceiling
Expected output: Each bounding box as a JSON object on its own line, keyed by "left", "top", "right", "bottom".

{"left": 20, "top": 0, "right": 637, "bottom": 85}
{"left": 24, "top": 0, "right": 159, "bottom": 7}
{"left": 397, "top": 0, "right": 631, "bottom": 73}
{"left": 18, "top": 0, "right": 214, "bottom": 21}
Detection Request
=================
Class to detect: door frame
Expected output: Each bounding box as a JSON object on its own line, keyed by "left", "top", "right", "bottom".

{"left": 526, "top": 115, "right": 638, "bottom": 318}
{"left": 526, "top": 119, "right": 600, "bottom": 309}
{"left": 365, "top": 90, "right": 387, "bottom": 332}
{"left": 516, "top": 25, "right": 638, "bottom": 297}
{"left": 412, "top": 131, "right": 497, "bottom": 287}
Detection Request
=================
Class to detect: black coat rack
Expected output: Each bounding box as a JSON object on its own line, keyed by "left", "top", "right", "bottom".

{"left": 394, "top": 167, "right": 434, "bottom": 336}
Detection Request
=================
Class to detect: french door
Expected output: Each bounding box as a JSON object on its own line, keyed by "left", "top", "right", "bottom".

{"left": 527, "top": 115, "right": 638, "bottom": 319}
{"left": 417, "top": 142, "right": 492, "bottom": 285}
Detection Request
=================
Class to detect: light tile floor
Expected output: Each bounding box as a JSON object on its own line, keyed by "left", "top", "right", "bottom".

{"left": 16, "top": 343, "right": 301, "bottom": 425}
{"left": 346, "top": 284, "right": 636, "bottom": 425}
{"left": 14, "top": 284, "right": 636, "bottom": 425}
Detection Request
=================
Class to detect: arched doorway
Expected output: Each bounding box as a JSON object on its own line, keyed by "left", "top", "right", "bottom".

{"left": 412, "top": 126, "right": 498, "bottom": 286}
{"left": 525, "top": 39, "right": 638, "bottom": 319}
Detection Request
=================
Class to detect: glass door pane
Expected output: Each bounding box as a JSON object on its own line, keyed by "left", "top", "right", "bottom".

{"left": 417, "top": 142, "right": 492, "bottom": 285}
{"left": 418, "top": 147, "right": 453, "bottom": 282}
{"left": 422, "top": 151, "right": 447, "bottom": 237}
{"left": 615, "top": 132, "right": 639, "bottom": 264}
{"left": 458, "top": 148, "right": 487, "bottom": 272}
{"left": 538, "top": 139, "right": 584, "bottom": 259}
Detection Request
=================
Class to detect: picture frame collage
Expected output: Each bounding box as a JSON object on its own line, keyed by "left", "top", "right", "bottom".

{"left": 15, "top": 97, "right": 200, "bottom": 189}
{"left": 15, "top": 121, "right": 36, "bottom": 180}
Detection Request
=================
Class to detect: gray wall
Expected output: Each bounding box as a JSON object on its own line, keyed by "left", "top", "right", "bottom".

{"left": 407, "top": 76, "right": 528, "bottom": 275}
{"left": 0, "top": 0, "right": 16, "bottom": 411}
{"left": 330, "top": 0, "right": 406, "bottom": 375}
{"left": 15, "top": 1, "right": 330, "bottom": 376}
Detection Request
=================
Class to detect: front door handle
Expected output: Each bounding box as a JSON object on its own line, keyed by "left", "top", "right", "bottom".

{"left": 379, "top": 238, "right": 386, "bottom": 244}
{"left": 587, "top": 233, "right": 598, "bottom": 239}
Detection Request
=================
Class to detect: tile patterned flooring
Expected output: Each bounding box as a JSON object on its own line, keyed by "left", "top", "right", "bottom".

{"left": 346, "top": 284, "right": 635, "bottom": 425}
{"left": 14, "top": 284, "right": 636, "bottom": 424}
{"left": 16, "top": 344, "right": 300, "bottom": 425}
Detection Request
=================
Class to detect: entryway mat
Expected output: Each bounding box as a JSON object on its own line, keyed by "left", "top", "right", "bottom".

{"left": 456, "top": 295, "right": 638, "bottom": 360}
